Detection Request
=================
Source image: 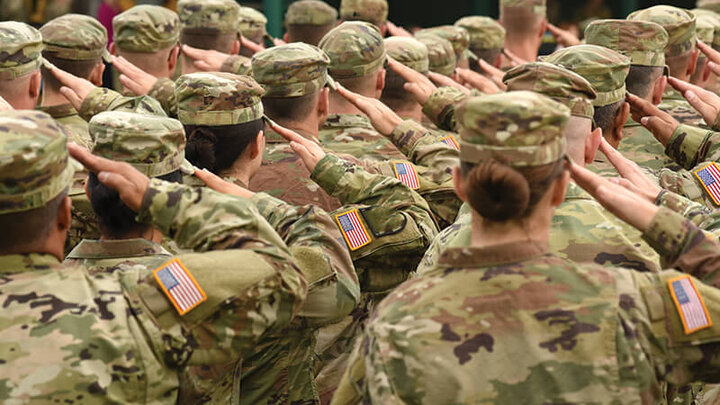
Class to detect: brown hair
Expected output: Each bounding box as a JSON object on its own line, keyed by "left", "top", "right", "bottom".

{"left": 181, "top": 29, "right": 237, "bottom": 53}
{"left": 461, "top": 159, "right": 564, "bottom": 222}
{"left": 286, "top": 23, "right": 335, "bottom": 46}
{"left": 41, "top": 54, "right": 101, "bottom": 93}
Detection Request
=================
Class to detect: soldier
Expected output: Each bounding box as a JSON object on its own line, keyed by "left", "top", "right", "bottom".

{"left": 699, "top": 0, "right": 720, "bottom": 14}
{"left": 0, "top": 109, "right": 307, "bottom": 403}
{"left": 499, "top": 0, "right": 547, "bottom": 65}
{"left": 318, "top": 21, "right": 406, "bottom": 161}
{"left": 284, "top": 0, "right": 338, "bottom": 46}
{"left": 339, "top": 0, "right": 389, "bottom": 35}
{"left": 454, "top": 16, "right": 506, "bottom": 71}
{"left": 628, "top": 5, "right": 705, "bottom": 127}
{"left": 690, "top": 10, "right": 720, "bottom": 90}
{"left": 39, "top": 14, "right": 110, "bottom": 150}
{"left": 0, "top": 22, "right": 42, "bottom": 110}
{"left": 381, "top": 37, "right": 430, "bottom": 122}
{"left": 416, "top": 25, "right": 472, "bottom": 69}
{"left": 238, "top": 6, "right": 268, "bottom": 58}
{"left": 414, "top": 33, "right": 458, "bottom": 78}
{"left": 331, "top": 91, "right": 720, "bottom": 405}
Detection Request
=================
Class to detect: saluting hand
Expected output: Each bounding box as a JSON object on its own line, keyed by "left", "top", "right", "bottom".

{"left": 336, "top": 84, "right": 403, "bottom": 136}
{"left": 182, "top": 44, "right": 231, "bottom": 72}
{"left": 667, "top": 76, "right": 720, "bottom": 129}
{"left": 47, "top": 63, "right": 96, "bottom": 110}
{"left": 268, "top": 120, "right": 327, "bottom": 172}
{"left": 387, "top": 57, "right": 437, "bottom": 105}
{"left": 195, "top": 169, "right": 255, "bottom": 198}
{"left": 597, "top": 137, "right": 662, "bottom": 202}
{"left": 626, "top": 93, "right": 679, "bottom": 146}
{"left": 112, "top": 56, "right": 157, "bottom": 96}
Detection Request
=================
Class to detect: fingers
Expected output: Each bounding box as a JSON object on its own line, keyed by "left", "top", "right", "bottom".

{"left": 429, "top": 71, "right": 470, "bottom": 95}
{"left": 193, "top": 60, "right": 214, "bottom": 71}
{"left": 240, "top": 36, "right": 265, "bottom": 54}
{"left": 67, "top": 142, "right": 120, "bottom": 174}
{"left": 626, "top": 93, "right": 661, "bottom": 118}
{"left": 272, "top": 37, "right": 287, "bottom": 46}
{"left": 181, "top": 44, "right": 207, "bottom": 60}
{"left": 685, "top": 89, "right": 715, "bottom": 120}
{"left": 709, "top": 61, "right": 720, "bottom": 77}
{"left": 118, "top": 75, "right": 143, "bottom": 96}
{"left": 336, "top": 84, "right": 368, "bottom": 109}
{"left": 698, "top": 40, "right": 720, "bottom": 65}
{"left": 388, "top": 58, "right": 424, "bottom": 83}
{"left": 457, "top": 68, "right": 501, "bottom": 93}
{"left": 269, "top": 121, "right": 308, "bottom": 146}
{"left": 568, "top": 159, "right": 603, "bottom": 195}
{"left": 59, "top": 87, "right": 83, "bottom": 110}
{"left": 111, "top": 56, "right": 142, "bottom": 76}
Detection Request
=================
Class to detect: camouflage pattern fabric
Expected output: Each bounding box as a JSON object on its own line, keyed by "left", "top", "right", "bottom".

{"left": 584, "top": 19, "right": 669, "bottom": 68}
{"left": 695, "top": 11, "right": 719, "bottom": 44}
{"left": 40, "top": 14, "right": 110, "bottom": 63}
{"left": 331, "top": 207, "right": 720, "bottom": 404}
{"left": 415, "top": 34, "right": 457, "bottom": 77}
{"left": 422, "top": 85, "right": 467, "bottom": 132}
{"left": 252, "top": 42, "right": 334, "bottom": 97}
{"left": 628, "top": 5, "right": 697, "bottom": 57}
{"left": 113, "top": 5, "right": 180, "bottom": 53}
{"left": 238, "top": 6, "right": 267, "bottom": 40}
{"left": 454, "top": 16, "right": 506, "bottom": 50}
{"left": 219, "top": 54, "right": 253, "bottom": 76}
{"left": 384, "top": 37, "right": 430, "bottom": 74}
{"left": 177, "top": 0, "right": 240, "bottom": 34}
{"left": 286, "top": 0, "right": 338, "bottom": 26}
{"left": 339, "top": 0, "right": 388, "bottom": 26}
{"left": 319, "top": 113, "right": 408, "bottom": 162}
{"left": 659, "top": 87, "right": 707, "bottom": 128}
{"left": 0, "top": 22, "right": 43, "bottom": 80}
{"left": 319, "top": 21, "right": 386, "bottom": 79}
{"left": 175, "top": 72, "right": 264, "bottom": 125}
{"left": 698, "top": 0, "right": 720, "bottom": 15}
{"left": 37, "top": 103, "right": 93, "bottom": 149}
{"left": 416, "top": 26, "right": 471, "bottom": 62}
{"left": 500, "top": 0, "right": 547, "bottom": 16}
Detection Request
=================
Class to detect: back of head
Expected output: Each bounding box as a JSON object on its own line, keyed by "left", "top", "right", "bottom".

{"left": 238, "top": 6, "right": 268, "bottom": 44}
{"left": 382, "top": 37, "right": 429, "bottom": 108}
{"left": 40, "top": 14, "right": 109, "bottom": 92}
{"left": 456, "top": 91, "right": 569, "bottom": 222}
{"left": 175, "top": 72, "right": 265, "bottom": 173}
{"left": 698, "top": 0, "right": 720, "bottom": 14}
{"left": 319, "top": 21, "right": 386, "bottom": 89}
{"left": 499, "top": 0, "right": 547, "bottom": 41}
{"left": 415, "top": 34, "right": 457, "bottom": 77}
{"left": 178, "top": 0, "right": 239, "bottom": 53}
{"left": 113, "top": 5, "right": 180, "bottom": 55}
{"left": 455, "top": 16, "right": 506, "bottom": 66}
{"left": 339, "top": 0, "right": 388, "bottom": 29}
{"left": 0, "top": 21, "right": 43, "bottom": 103}
{"left": 416, "top": 26, "right": 470, "bottom": 64}
{"left": 285, "top": 0, "right": 338, "bottom": 46}
{"left": 0, "top": 110, "right": 75, "bottom": 253}
{"left": 253, "top": 42, "right": 334, "bottom": 121}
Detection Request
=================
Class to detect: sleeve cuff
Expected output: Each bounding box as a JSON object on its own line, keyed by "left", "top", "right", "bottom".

{"left": 665, "top": 124, "right": 712, "bottom": 169}
{"left": 220, "top": 55, "right": 252, "bottom": 75}
{"left": 79, "top": 87, "right": 121, "bottom": 122}
{"left": 421, "top": 86, "right": 466, "bottom": 131}
{"left": 250, "top": 192, "right": 288, "bottom": 221}
{"left": 643, "top": 206, "right": 693, "bottom": 260}
{"left": 311, "top": 154, "right": 348, "bottom": 197}
{"left": 388, "top": 119, "right": 428, "bottom": 155}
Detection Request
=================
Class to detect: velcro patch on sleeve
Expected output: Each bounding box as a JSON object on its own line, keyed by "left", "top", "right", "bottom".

{"left": 440, "top": 135, "right": 459, "bottom": 150}
{"left": 693, "top": 162, "right": 720, "bottom": 206}
{"left": 153, "top": 258, "right": 207, "bottom": 316}
{"left": 335, "top": 209, "right": 372, "bottom": 251}
{"left": 392, "top": 161, "right": 420, "bottom": 190}
{"left": 668, "top": 275, "right": 712, "bottom": 334}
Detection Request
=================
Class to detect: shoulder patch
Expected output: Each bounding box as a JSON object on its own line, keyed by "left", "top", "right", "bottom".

{"left": 440, "top": 135, "right": 459, "bottom": 150}
{"left": 668, "top": 275, "right": 712, "bottom": 334}
{"left": 693, "top": 162, "right": 720, "bottom": 206}
{"left": 392, "top": 161, "right": 420, "bottom": 190}
{"left": 153, "top": 258, "right": 207, "bottom": 316}
{"left": 335, "top": 209, "right": 372, "bottom": 251}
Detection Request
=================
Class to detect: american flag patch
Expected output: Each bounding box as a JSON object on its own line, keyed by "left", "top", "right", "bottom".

{"left": 440, "top": 135, "right": 459, "bottom": 150}
{"left": 393, "top": 161, "right": 420, "bottom": 190}
{"left": 694, "top": 162, "right": 720, "bottom": 206}
{"left": 668, "top": 275, "right": 712, "bottom": 334}
{"left": 335, "top": 209, "right": 371, "bottom": 250}
{"left": 153, "top": 258, "right": 207, "bottom": 315}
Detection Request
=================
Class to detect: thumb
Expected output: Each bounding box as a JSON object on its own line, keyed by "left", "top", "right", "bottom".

{"left": 118, "top": 75, "right": 141, "bottom": 95}
{"left": 59, "top": 87, "right": 82, "bottom": 109}
{"left": 685, "top": 90, "right": 712, "bottom": 117}
{"left": 640, "top": 116, "right": 665, "bottom": 137}
{"left": 193, "top": 60, "right": 213, "bottom": 71}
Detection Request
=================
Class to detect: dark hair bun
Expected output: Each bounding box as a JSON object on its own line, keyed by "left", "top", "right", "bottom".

{"left": 465, "top": 160, "right": 531, "bottom": 222}
{"left": 185, "top": 128, "right": 218, "bottom": 172}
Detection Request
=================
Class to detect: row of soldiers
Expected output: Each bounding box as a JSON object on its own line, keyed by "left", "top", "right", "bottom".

{"left": 5, "top": 0, "right": 720, "bottom": 403}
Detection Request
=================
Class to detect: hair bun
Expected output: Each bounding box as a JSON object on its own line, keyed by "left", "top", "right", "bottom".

{"left": 186, "top": 128, "right": 218, "bottom": 172}
{"left": 465, "top": 160, "right": 531, "bottom": 222}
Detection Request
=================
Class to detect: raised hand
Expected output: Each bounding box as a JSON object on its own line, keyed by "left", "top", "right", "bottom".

{"left": 626, "top": 93, "right": 679, "bottom": 146}
{"left": 47, "top": 63, "right": 96, "bottom": 110}
{"left": 457, "top": 68, "right": 503, "bottom": 94}
{"left": 112, "top": 56, "right": 157, "bottom": 96}
{"left": 268, "top": 120, "right": 326, "bottom": 172}
{"left": 598, "top": 137, "right": 662, "bottom": 202}
{"left": 547, "top": 23, "right": 581, "bottom": 48}
{"left": 427, "top": 71, "right": 470, "bottom": 95}
{"left": 387, "top": 57, "right": 437, "bottom": 105}
{"left": 336, "top": 84, "right": 403, "bottom": 135}
{"left": 195, "top": 168, "right": 255, "bottom": 198}
{"left": 477, "top": 59, "right": 507, "bottom": 90}
{"left": 385, "top": 21, "right": 413, "bottom": 37}
{"left": 668, "top": 76, "right": 720, "bottom": 128}
{"left": 182, "top": 44, "right": 231, "bottom": 72}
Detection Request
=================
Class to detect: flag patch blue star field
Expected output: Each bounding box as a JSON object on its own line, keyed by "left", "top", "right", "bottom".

{"left": 335, "top": 209, "right": 371, "bottom": 250}
{"left": 694, "top": 162, "right": 720, "bottom": 206}
{"left": 393, "top": 161, "right": 419, "bottom": 190}
{"left": 153, "top": 258, "right": 207, "bottom": 315}
{"left": 668, "top": 275, "right": 712, "bottom": 334}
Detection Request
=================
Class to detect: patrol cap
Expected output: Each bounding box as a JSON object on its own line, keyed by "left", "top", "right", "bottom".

{"left": 627, "top": 6, "right": 697, "bottom": 57}
{"left": 503, "top": 62, "right": 597, "bottom": 120}
{"left": 286, "top": 0, "right": 338, "bottom": 26}
{"left": 457, "top": 91, "right": 569, "bottom": 167}
{"left": 40, "top": 14, "right": 111, "bottom": 63}
{"left": 339, "top": 0, "right": 388, "bottom": 26}
{"left": 238, "top": 6, "right": 267, "bottom": 39}
{"left": 500, "top": 0, "right": 547, "bottom": 17}
{"left": 112, "top": 5, "right": 180, "bottom": 52}
{"left": 0, "top": 110, "right": 76, "bottom": 215}
{"left": 541, "top": 45, "right": 630, "bottom": 107}
{"left": 416, "top": 25, "right": 471, "bottom": 61}
{"left": 90, "top": 111, "right": 185, "bottom": 177}
{"left": 384, "top": 37, "right": 429, "bottom": 73}
{"left": 253, "top": 42, "right": 335, "bottom": 97}
{"left": 697, "top": 0, "right": 720, "bottom": 14}
{"left": 455, "top": 16, "right": 506, "bottom": 50}
{"left": 693, "top": 9, "right": 720, "bottom": 47}
{"left": 106, "top": 95, "right": 168, "bottom": 116}
{"left": 178, "top": 0, "right": 240, "bottom": 34}
{"left": 175, "top": 72, "right": 265, "bottom": 126}
{"left": 319, "top": 21, "right": 386, "bottom": 79}
{"left": 415, "top": 33, "right": 457, "bottom": 76}
{"left": 584, "top": 19, "right": 668, "bottom": 68}
{"left": 0, "top": 22, "right": 43, "bottom": 80}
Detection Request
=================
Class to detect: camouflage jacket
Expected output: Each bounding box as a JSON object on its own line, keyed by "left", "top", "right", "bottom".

{"left": 0, "top": 179, "right": 307, "bottom": 404}
{"left": 418, "top": 182, "right": 662, "bottom": 274}
{"left": 64, "top": 238, "right": 173, "bottom": 269}
{"left": 38, "top": 103, "right": 93, "bottom": 149}
{"left": 332, "top": 208, "right": 720, "bottom": 404}
{"left": 420, "top": 86, "right": 467, "bottom": 132}
{"left": 660, "top": 87, "right": 707, "bottom": 128}
{"left": 618, "top": 117, "right": 682, "bottom": 172}
{"left": 319, "top": 113, "right": 408, "bottom": 162}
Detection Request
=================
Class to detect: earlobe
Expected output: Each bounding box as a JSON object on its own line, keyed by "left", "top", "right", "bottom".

{"left": 109, "top": 42, "right": 117, "bottom": 56}
{"left": 584, "top": 127, "right": 602, "bottom": 164}
{"left": 57, "top": 196, "right": 72, "bottom": 232}
{"left": 376, "top": 69, "right": 386, "bottom": 96}
{"left": 168, "top": 46, "right": 180, "bottom": 73}
{"left": 614, "top": 102, "right": 630, "bottom": 144}
{"left": 551, "top": 171, "right": 570, "bottom": 207}
{"left": 452, "top": 166, "right": 467, "bottom": 202}
{"left": 652, "top": 75, "right": 667, "bottom": 105}
{"left": 29, "top": 71, "right": 41, "bottom": 98}
{"left": 232, "top": 40, "right": 241, "bottom": 55}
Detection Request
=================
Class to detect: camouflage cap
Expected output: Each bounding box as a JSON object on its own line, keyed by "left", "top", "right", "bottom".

{"left": 319, "top": 21, "right": 386, "bottom": 79}
{"left": 415, "top": 33, "right": 457, "bottom": 76}
{"left": 0, "top": 22, "right": 43, "bottom": 80}
{"left": 177, "top": 0, "right": 240, "bottom": 34}
{"left": 455, "top": 16, "right": 506, "bottom": 50}
{"left": 175, "top": 72, "right": 264, "bottom": 126}
{"left": 384, "top": 37, "right": 429, "bottom": 73}
{"left": 286, "top": 0, "right": 338, "bottom": 26}
{"left": 503, "top": 62, "right": 597, "bottom": 119}
{"left": 339, "top": 0, "right": 388, "bottom": 26}
{"left": 112, "top": 5, "right": 180, "bottom": 53}
{"left": 541, "top": 45, "right": 630, "bottom": 107}
{"left": 457, "top": 91, "right": 569, "bottom": 167}
{"left": 253, "top": 42, "right": 335, "bottom": 97}
{"left": 416, "top": 26, "right": 470, "bottom": 61}
{"left": 697, "top": 0, "right": 720, "bottom": 14}
{"left": 692, "top": 9, "right": 720, "bottom": 47}
{"left": 0, "top": 110, "right": 75, "bottom": 215}
{"left": 40, "top": 14, "right": 110, "bottom": 63}
{"left": 90, "top": 111, "right": 185, "bottom": 177}
{"left": 238, "top": 6, "right": 267, "bottom": 39}
{"left": 584, "top": 19, "right": 668, "bottom": 68}
{"left": 500, "top": 0, "right": 547, "bottom": 17}
{"left": 627, "top": 6, "right": 697, "bottom": 57}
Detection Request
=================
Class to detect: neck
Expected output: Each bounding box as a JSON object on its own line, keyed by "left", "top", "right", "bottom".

{"left": 387, "top": 101, "right": 422, "bottom": 122}
{"left": 41, "top": 87, "right": 70, "bottom": 107}
{"left": 469, "top": 209, "right": 550, "bottom": 249}
{"left": 329, "top": 91, "right": 366, "bottom": 115}
{"left": 181, "top": 58, "right": 199, "bottom": 75}
{"left": 504, "top": 38, "right": 538, "bottom": 62}
{"left": 219, "top": 161, "right": 254, "bottom": 186}
{"left": 567, "top": 147, "right": 586, "bottom": 168}
{"left": 273, "top": 117, "right": 320, "bottom": 139}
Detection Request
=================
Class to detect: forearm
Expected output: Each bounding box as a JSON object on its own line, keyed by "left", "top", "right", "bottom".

{"left": 665, "top": 124, "right": 715, "bottom": 169}
{"left": 78, "top": 87, "right": 125, "bottom": 121}
{"left": 147, "top": 78, "right": 177, "bottom": 117}
{"left": 421, "top": 86, "right": 466, "bottom": 132}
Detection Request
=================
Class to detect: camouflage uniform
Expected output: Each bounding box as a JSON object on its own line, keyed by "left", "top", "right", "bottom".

{"left": 414, "top": 33, "right": 457, "bottom": 77}
{"left": 0, "top": 110, "right": 307, "bottom": 403}
{"left": 237, "top": 6, "right": 267, "bottom": 41}
{"left": 113, "top": 5, "right": 181, "bottom": 113}
{"left": 628, "top": 6, "right": 706, "bottom": 128}
{"left": 416, "top": 25, "right": 472, "bottom": 66}
{"left": 331, "top": 91, "right": 720, "bottom": 405}
{"left": 0, "top": 22, "right": 43, "bottom": 85}
{"left": 338, "top": 0, "right": 388, "bottom": 28}
{"left": 454, "top": 16, "right": 505, "bottom": 63}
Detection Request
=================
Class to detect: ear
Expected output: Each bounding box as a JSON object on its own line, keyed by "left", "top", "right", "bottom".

{"left": 317, "top": 87, "right": 330, "bottom": 126}
{"left": 57, "top": 195, "right": 72, "bottom": 233}
{"left": 687, "top": 49, "right": 700, "bottom": 78}
{"left": 703, "top": 61, "right": 713, "bottom": 83}
{"left": 167, "top": 45, "right": 180, "bottom": 74}
{"left": 493, "top": 53, "right": 502, "bottom": 69}
{"left": 89, "top": 62, "right": 105, "bottom": 86}
{"left": 231, "top": 39, "right": 241, "bottom": 55}
{"left": 29, "top": 70, "right": 41, "bottom": 99}
{"left": 652, "top": 74, "right": 667, "bottom": 105}
{"left": 283, "top": 32, "right": 290, "bottom": 43}
{"left": 249, "top": 130, "right": 264, "bottom": 159}
{"left": 538, "top": 18, "right": 548, "bottom": 40}
{"left": 584, "top": 126, "right": 603, "bottom": 164}
{"left": 613, "top": 102, "right": 630, "bottom": 145}
{"left": 380, "top": 24, "right": 388, "bottom": 37}
{"left": 109, "top": 42, "right": 117, "bottom": 56}
{"left": 452, "top": 166, "right": 468, "bottom": 202}
{"left": 375, "top": 68, "right": 386, "bottom": 97}
{"left": 549, "top": 170, "right": 570, "bottom": 207}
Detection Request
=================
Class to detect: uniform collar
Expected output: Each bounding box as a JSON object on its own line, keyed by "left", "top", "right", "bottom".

{"left": 323, "top": 113, "right": 373, "bottom": 130}
{"left": 65, "top": 238, "right": 172, "bottom": 260}
{"left": 438, "top": 240, "right": 549, "bottom": 269}
{"left": 0, "top": 253, "right": 63, "bottom": 274}
{"left": 37, "top": 103, "right": 79, "bottom": 119}
{"left": 564, "top": 181, "right": 592, "bottom": 201}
